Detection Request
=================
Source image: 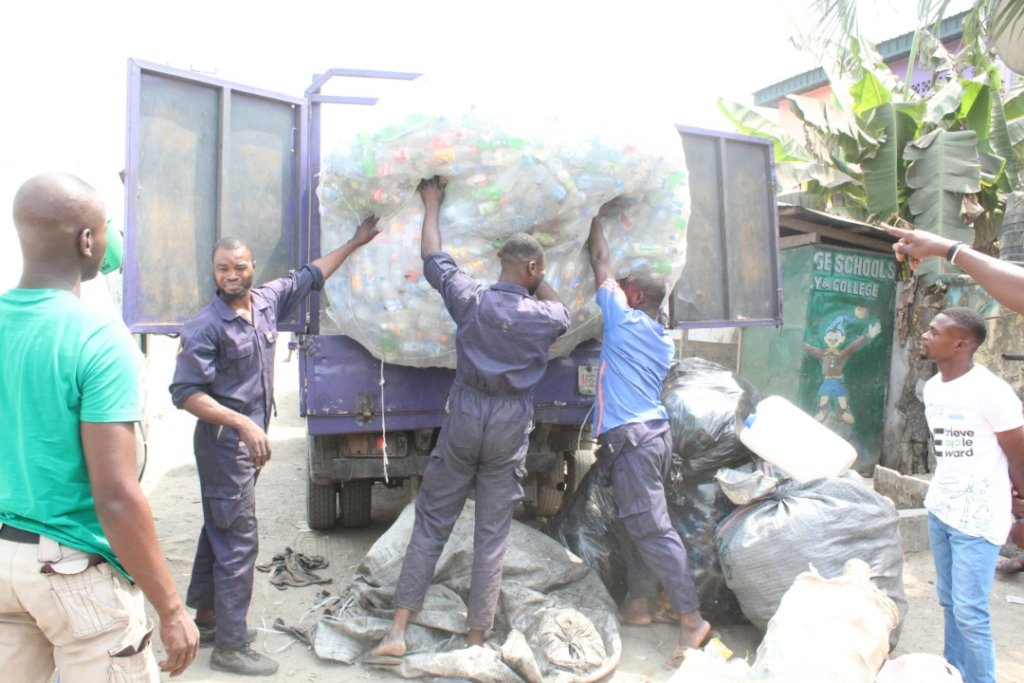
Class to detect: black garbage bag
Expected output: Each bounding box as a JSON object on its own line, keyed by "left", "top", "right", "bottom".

{"left": 546, "top": 357, "right": 761, "bottom": 624}
{"left": 663, "top": 357, "right": 762, "bottom": 483}
{"left": 669, "top": 479, "right": 745, "bottom": 622}
{"left": 545, "top": 467, "right": 627, "bottom": 605}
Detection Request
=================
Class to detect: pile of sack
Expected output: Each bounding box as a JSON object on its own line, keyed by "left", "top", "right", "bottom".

{"left": 547, "top": 358, "right": 907, "bottom": 638}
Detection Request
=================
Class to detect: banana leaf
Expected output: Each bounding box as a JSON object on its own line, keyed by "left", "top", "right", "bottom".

{"left": 715, "top": 99, "right": 808, "bottom": 163}
{"left": 861, "top": 103, "right": 919, "bottom": 220}
{"left": 923, "top": 77, "right": 965, "bottom": 125}
{"left": 788, "top": 94, "right": 877, "bottom": 148}
{"left": 905, "top": 129, "right": 982, "bottom": 235}
{"left": 851, "top": 71, "right": 892, "bottom": 115}
{"left": 988, "top": 91, "right": 1019, "bottom": 188}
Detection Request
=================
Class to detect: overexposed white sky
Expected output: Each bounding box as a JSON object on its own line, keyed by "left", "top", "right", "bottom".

{"left": 0, "top": 0, "right": 945, "bottom": 290}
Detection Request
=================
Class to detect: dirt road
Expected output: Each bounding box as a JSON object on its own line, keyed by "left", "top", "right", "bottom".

{"left": 138, "top": 335, "right": 1024, "bottom": 682}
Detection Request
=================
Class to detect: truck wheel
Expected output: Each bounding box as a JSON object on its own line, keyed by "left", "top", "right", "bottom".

{"left": 535, "top": 473, "right": 564, "bottom": 517}
{"left": 564, "top": 446, "right": 596, "bottom": 501}
{"left": 340, "top": 480, "right": 373, "bottom": 528}
{"left": 307, "top": 480, "right": 338, "bottom": 530}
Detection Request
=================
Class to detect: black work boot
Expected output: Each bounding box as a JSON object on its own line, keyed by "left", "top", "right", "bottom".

{"left": 210, "top": 645, "right": 278, "bottom": 676}
{"left": 195, "top": 617, "right": 257, "bottom": 647}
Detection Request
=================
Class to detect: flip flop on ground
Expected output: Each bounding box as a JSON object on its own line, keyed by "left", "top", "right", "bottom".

{"left": 363, "top": 653, "right": 403, "bottom": 667}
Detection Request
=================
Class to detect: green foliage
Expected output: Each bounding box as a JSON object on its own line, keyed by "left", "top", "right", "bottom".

{"left": 718, "top": 0, "right": 1024, "bottom": 247}
{"left": 904, "top": 129, "right": 982, "bottom": 235}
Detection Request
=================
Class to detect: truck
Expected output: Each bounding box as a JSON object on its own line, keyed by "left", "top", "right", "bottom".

{"left": 122, "top": 61, "right": 782, "bottom": 529}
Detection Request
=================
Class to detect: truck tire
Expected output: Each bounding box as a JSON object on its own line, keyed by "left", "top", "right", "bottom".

{"left": 534, "top": 473, "right": 564, "bottom": 517}
{"left": 564, "top": 445, "right": 596, "bottom": 501}
{"left": 340, "top": 480, "right": 373, "bottom": 528}
{"left": 307, "top": 480, "right": 338, "bottom": 530}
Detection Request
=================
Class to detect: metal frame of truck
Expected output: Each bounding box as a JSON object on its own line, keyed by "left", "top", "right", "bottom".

{"left": 123, "top": 60, "right": 782, "bottom": 530}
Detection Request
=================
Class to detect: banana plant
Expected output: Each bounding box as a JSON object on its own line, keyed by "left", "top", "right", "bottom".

{"left": 718, "top": 0, "right": 1024, "bottom": 244}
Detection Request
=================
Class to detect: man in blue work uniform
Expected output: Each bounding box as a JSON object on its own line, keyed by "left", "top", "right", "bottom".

{"left": 170, "top": 217, "right": 380, "bottom": 676}
{"left": 586, "top": 202, "right": 712, "bottom": 669}
{"left": 370, "top": 176, "right": 570, "bottom": 660}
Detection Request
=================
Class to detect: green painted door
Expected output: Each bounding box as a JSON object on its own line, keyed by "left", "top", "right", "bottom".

{"left": 740, "top": 244, "right": 897, "bottom": 473}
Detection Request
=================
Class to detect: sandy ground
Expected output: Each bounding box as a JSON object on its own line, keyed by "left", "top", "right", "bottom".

{"left": 137, "top": 334, "right": 1024, "bottom": 682}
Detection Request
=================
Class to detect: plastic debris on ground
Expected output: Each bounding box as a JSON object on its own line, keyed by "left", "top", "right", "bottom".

{"left": 667, "top": 636, "right": 751, "bottom": 682}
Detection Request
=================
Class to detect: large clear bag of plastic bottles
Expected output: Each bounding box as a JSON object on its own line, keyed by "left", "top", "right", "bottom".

{"left": 317, "top": 75, "right": 690, "bottom": 367}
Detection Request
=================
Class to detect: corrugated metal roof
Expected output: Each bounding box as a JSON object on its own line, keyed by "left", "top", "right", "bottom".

{"left": 753, "top": 11, "right": 967, "bottom": 107}
{"left": 777, "top": 203, "right": 898, "bottom": 254}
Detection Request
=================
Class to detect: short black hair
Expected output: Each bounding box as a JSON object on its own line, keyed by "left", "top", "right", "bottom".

{"left": 941, "top": 306, "right": 987, "bottom": 346}
{"left": 497, "top": 232, "right": 544, "bottom": 263}
{"left": 212, "top": 236, "right": 253, "bottom": 261}
{"left": 621, "top": 270, "right": 667, "bottom": 306}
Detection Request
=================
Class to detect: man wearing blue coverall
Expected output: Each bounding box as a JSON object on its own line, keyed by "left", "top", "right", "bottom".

{"left": 369, "top": 176, "right": 570, "bottom": 660}
{"left": 587, "top": 201, "right": 712, "bottom": 669}
{"left": 170, "top": 217, "right": 380, "bottom": 676}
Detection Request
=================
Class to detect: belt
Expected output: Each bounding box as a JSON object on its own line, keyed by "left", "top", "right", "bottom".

{"left": 0, "top": 525, "right": 40, "bottom": 544}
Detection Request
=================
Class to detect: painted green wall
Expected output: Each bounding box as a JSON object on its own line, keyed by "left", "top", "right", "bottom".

{"left": 740, "top": 244, "right": 897, "bottom": 472}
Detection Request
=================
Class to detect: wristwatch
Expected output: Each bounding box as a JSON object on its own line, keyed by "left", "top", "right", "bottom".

{"left": 1014, "top": 515, "right": 1024, "bottom": 524}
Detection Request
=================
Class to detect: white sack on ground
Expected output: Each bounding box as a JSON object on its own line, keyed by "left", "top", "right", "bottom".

{"left": 746, "top": 559, "right": 899, "bottom": 683}
{"left": 317, "top": 76, "right": 690, "bottom": 367}
{"left": 311, "top": 501, "right": 621, "bottom": 682}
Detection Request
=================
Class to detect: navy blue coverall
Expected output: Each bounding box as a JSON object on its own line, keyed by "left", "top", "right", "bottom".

{"left": 169, "top": 265, "right": 323, "bottom": 649}
{"left": 393, "top": 252, "right": 570, "bottom": 631}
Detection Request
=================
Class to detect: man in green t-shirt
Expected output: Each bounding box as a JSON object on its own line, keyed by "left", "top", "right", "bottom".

{"left": 0, "top": 173, "right": 199, "bottom": 681}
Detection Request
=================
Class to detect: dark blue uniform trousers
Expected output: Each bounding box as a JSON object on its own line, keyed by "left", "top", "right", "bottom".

{"left": 186, "top": 481, "right": 258, "bottom": 649}
{"left": 598, "top": 420, "right": 700, "bottom": 615}
{"left": 394, "top": 382, "right": 532, "bottom": 631}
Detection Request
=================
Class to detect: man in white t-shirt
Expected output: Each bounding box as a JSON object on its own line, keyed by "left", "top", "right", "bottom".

{"left": 920, "top": 306, "right": 1024, "bottom": 683}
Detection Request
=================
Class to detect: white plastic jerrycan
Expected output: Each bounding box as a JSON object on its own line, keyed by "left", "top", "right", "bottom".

{"left": 739, "top": 395, "right": 857, "bottom": 483}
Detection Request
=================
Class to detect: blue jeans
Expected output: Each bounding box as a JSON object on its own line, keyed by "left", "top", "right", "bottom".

{"left": 927, "top": 512, "right": 1000, "bottom": 683}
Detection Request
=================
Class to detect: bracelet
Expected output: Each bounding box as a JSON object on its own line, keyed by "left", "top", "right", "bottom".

{"left": 946, "top": 242, "right": 965, "bottom": 264}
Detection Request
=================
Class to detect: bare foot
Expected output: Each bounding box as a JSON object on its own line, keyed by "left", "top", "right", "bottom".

{"left": 996, "top": 555, "right": 1024, "bottom": 574}
{"left": 467, "top": 628, "right": 485, "bottom": 647}
{"left": 619, "top": 610, "right": 652, "bottom": 626}
{"left": 665, "top": 618, "right": 713, "bottom": 669}
{"left": 618, "top": 597, "right": 653, "bottom": 626}
{"left": 680, "top": 618, "right": 712, "bottom": 650}
{"left": 369, "top": 634, "right": 407, "bottom": 659}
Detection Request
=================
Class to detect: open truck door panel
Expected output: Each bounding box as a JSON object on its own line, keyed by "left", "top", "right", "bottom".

{"left": 125, "top": 60, "right": 781, "bottom": 529}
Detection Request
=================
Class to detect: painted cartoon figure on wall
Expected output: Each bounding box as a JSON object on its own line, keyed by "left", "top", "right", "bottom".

{"left": 803, "top": 306, "right": 881, "bottom": 426}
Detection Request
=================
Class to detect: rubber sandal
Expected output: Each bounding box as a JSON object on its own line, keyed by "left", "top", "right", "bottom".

{"left": 363, "top": 654, "right": 403, "bottom": 667}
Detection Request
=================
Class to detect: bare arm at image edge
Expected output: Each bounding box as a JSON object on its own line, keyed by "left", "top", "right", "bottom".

{"left": 996, "top": 427, "right": 1024, "bottom": 549}
{"left": 587, "top": 210, "right": 616, "bottom": 288}
{"left": 82, "top": 421, "right": 199, "bottom": 676}
{"left": 886, "top": 225, "right": 1024, "bottom": 315}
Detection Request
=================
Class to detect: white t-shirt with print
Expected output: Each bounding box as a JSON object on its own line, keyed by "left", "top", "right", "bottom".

{"left": 923, "top": 364, "right": 1024, "bottom": 545}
